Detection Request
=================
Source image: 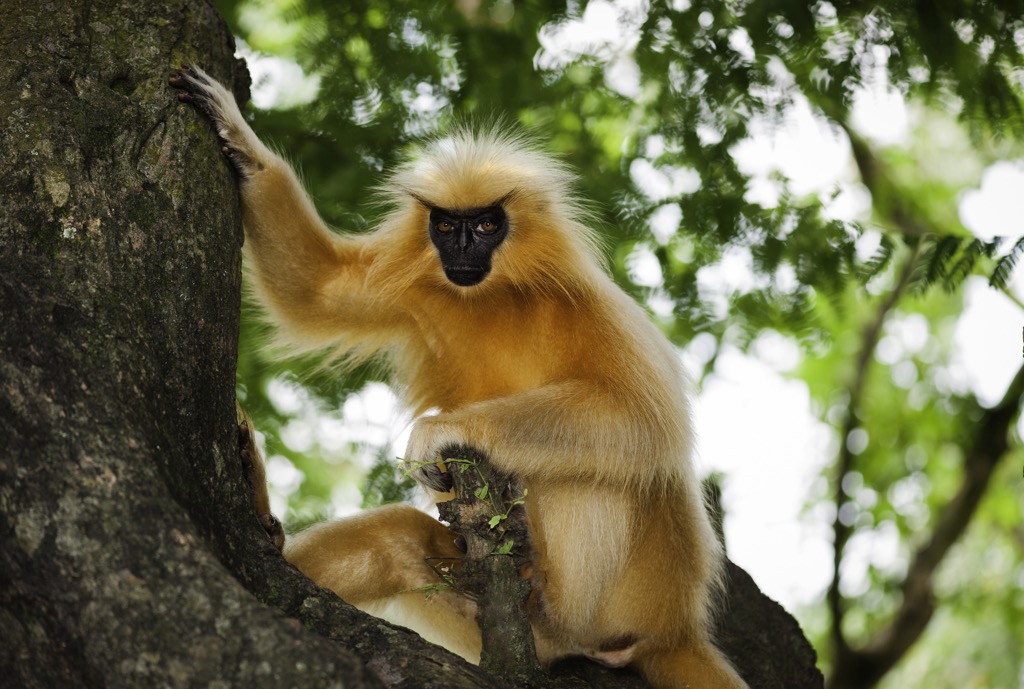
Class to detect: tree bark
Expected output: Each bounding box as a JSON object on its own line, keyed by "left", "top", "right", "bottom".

{"left": 0, "top": 1, "right": 823, "bottom": 688}
{"left": 0, "top": 1, "right": 458, "bottom": 686}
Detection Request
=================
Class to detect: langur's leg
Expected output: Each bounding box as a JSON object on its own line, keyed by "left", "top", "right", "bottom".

{"left": 234, "top": 407, "right": 479, "bottom": 660}
{"left": 285, "top": 505, "right": 482, "bottom": 663}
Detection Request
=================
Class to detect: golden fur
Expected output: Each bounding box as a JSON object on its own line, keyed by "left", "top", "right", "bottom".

{"left": 173, "top": 67, "right": 748, "bottom": 689}
{"left": 284, "top": 505, "right": 481, "bottom": 663}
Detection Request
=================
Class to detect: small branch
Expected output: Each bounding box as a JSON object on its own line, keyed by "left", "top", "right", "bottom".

{"left": 841, "top": 125, "right": 933, "bottom": 238}
{"left": 828, "top": 248, "right": 920, "bottom": 657}
{"left": 998, "top": 284, "right": 1024, "bottom": 313}
{"left": 435, "top": 446, "right": 545, "bottom": 688}
{"left": 828, "top": 363, "right": 1024, "bottom": 689}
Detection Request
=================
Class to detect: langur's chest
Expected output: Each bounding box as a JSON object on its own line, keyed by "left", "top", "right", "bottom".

{"left": 435, "top": 319, "right": 548, "bottom": 384}
{"left": 407, "top": 298, "right": 579, "bottom": 403}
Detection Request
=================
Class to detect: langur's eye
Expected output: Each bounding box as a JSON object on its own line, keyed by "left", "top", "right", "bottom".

{"left": 436, "top": 221, "right": 454, "bottom": 232}
{"left": 477, "top": 220, "right": 497, "bottom": 233}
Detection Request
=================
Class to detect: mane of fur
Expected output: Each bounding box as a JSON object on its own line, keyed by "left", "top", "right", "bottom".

{"left": 372, "top": 126, "right": 608, "bottom": 302}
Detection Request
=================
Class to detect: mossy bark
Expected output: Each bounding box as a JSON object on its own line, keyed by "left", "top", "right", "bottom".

{"left": 0, "top": 1, "right": 823, "bottom": 688}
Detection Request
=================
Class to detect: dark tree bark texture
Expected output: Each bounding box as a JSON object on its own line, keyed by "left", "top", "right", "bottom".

{"left": 0, "top": 1, "right": 823, "bottom": 688}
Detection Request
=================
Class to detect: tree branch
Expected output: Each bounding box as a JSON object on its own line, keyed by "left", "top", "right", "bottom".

{"left": 435, "top": 446, "right": 545, "bottom": 687}
{"left": 841, "top": 125, "right": 933, "bottom": 239}
{"left": 828, "top": 248, "right": 920, "bottom": 658}
{"left": 822, "top": 111, "right": 1024, "bottom": 689}
{"left": 829, "top": 363, "right": 1024, "bottom": 689}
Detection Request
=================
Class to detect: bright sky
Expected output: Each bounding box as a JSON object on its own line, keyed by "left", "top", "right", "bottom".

{"left": 251, "top": 1, "right": 1023, "bottom": 613}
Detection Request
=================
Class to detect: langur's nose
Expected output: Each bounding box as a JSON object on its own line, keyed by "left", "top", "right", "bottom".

{"left": 457, "top": 224, "right": 473, "bottom": 251}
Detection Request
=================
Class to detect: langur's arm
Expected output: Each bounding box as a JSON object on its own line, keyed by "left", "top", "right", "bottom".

{"left": 169, "top": 68, "right": 405, "bottom": 345}
{"left": 409, "top": 380, "right": 687, "bottom": 488}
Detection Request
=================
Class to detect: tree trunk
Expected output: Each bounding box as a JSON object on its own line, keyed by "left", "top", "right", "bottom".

{"left": 0, "top": 1, "right": 823, "bottom": 688}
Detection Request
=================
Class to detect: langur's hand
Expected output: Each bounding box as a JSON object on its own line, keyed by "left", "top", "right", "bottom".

{"left": 406, "top": 416, "right": 467, "bottom": 493}
{"left": 168, "top": 66, "right": 263, "bottom": 178}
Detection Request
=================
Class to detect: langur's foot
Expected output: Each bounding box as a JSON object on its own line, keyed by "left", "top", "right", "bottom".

{"left": 237, "top": 408, "right": 285, "bottom": 551}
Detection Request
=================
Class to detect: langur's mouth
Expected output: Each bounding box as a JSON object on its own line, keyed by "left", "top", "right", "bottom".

{"left": 444, "top": 267, "right": 488, "bottom": 286}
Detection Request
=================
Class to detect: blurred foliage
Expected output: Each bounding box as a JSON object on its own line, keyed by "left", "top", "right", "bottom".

{"left": 211, "top": 1, "right": 1024, "bottom": 687}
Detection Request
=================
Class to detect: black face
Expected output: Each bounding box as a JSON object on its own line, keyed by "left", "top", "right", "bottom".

{"left": 428, "top": 204, "right": 509, "bottom": 287}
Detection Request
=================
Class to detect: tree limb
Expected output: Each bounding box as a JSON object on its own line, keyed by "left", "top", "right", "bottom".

{"left": 827, "top": 248, "right": 920, "bottom": 658}
{"left": 826, "top": 113, "right": 1022, "bottom": 689}
{"left": 829, "top": 363, "right": 1024, "bottom": 689}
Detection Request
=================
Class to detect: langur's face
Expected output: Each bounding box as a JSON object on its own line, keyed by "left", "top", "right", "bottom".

{"left": 428, "top": 204, "right": 509, "bottom": 287}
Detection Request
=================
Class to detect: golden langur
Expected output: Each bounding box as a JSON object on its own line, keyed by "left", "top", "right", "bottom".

{"left": 171, "top": 66, "right": 749, "bottom": 689}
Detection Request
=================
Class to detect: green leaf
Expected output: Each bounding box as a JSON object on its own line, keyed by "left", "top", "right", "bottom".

{"left": 493, "top": 540, "right": 514, "bottom": 556}
{"left": 990, "top": 236, "right": 1024, "bottom": 289}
